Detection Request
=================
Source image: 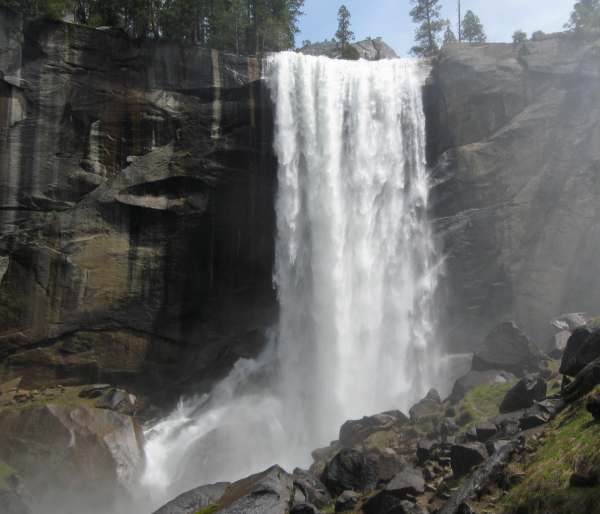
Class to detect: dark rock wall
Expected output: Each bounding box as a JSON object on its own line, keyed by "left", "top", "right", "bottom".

{"left": 428, "top": 37, "right": 600, "bottom": 352}
{"left": 0, "top": 10, "right": 276, "bottom": 400}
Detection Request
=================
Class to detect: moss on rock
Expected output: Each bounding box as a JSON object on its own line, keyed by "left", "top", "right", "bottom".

{"left": 455, "top": 380, "right": 517, "bottom": 429}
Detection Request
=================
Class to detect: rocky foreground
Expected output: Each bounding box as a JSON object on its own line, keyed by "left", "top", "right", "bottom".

{"left": 149, "top": 315, "right": 600, "bottom": 514}
{"left": 1, "top": 316, "right": 599, "bottom": 514}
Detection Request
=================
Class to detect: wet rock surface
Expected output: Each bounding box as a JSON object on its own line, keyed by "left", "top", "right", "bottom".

{"left": 0, "top": 9, "right": 277, "bottom": 401}
{"left": 429, "top": 36, "right": 600, "bottom": 355}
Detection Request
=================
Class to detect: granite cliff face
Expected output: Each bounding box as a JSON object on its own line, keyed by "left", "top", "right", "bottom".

{"left": 427, "top": 36, "right": 600, "bottom": 352}
{"left": 299, "top": 37, "right": 398, "bottom": 60}
{"left": 1, "top": 10, "right": 599, "bottom": 400}
{"left": 0, "top": 9, "right": 276, "bottom": 400}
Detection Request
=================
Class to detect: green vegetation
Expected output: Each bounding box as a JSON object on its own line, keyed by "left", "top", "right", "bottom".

{"left": 455, "top": 380, "right": 517, "bottom": 429}
{"left": 566, "top": 0, "right": 600, "bottom": 34}
{"left": 443, "top": 23, "right": 457, "bottom": 45}
{"left": 195, "top": 505, "right": 220, "bottom": 514}
{"left": 462, "top": 9, "right": 486, "bottom": 43}
{"left": 589, "top": 316, "right": 600, "bottom": 329}
{"left": 409, "top": 0, "right": 445, "bottom": 57}
{"left": 512, "top": 30, "right": 527, "bottom": 44}
{"left": 0, "top": 385, "right": 98, "bottom": 413}
{"left": 321, "top": 504, "right": 335, "bottom": 514}
{"left": 0, "top": 0, "right": 305, "bottom": 53}
{"left": 501, "top": 388, "right": 600, "bottom": 514}
{"left": 335, "top": 4, "right": 355, "bottom": 58}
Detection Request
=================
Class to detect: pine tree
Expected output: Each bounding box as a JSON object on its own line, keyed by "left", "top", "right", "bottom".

{"left": 410, "top": 0, "right": 445, "bottom": 57}
{"left": 0, "top": 0, "right": 304, "bottom": 53}
{"left": 443, "top": 23, "right": 457, "bottom": 45}
{"left": 566, "top": 0, "right": 600, "bottom": 33}
{"left": 512, "top": 30, "right": 527, "bottom": 44}
{"left": 462, "top": 10, "right": 486, "bottom": 43}
{"left": 335, "top": 5, "right": 354, "bottom": 52}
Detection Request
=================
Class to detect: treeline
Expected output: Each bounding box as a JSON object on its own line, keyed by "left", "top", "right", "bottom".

{"left": 0, "top": 0, "right": 304, "bottom": 53}
{"left": 410, "top": 0, "right": 600, "bottom": 58}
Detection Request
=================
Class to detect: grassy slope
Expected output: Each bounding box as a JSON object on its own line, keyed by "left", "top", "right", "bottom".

{"left": 501, "top": 387, "right": 600, "bottom": 514}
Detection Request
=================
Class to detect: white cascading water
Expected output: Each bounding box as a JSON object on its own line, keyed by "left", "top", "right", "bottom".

{"left": 140, "top": 52, "right": 441, "bottom": 511}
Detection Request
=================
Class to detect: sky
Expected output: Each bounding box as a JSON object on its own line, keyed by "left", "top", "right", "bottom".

{"left": 297, "top": 0, "right": 575, "bottom": 56}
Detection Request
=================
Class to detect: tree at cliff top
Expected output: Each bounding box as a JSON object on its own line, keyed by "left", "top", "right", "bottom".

{"left": 443, "top": 22, "right": 457, "bottom": 46}
{"left": 410, "top": 0, "right": 445, "bottom": 57}
{"left": 0, "top": 0, "right": 304, "bottom": 53}
{"left": 462, "top": 9, "right": 486, "bottom": 43}
{"left": 512, "top": 30, "right": 527, "bottom": 44}
{"left": 566, "top": 0, "right": 600, "bottom": 33}
{"left": 335, "top": 5, "right": 358, "bottom": 60}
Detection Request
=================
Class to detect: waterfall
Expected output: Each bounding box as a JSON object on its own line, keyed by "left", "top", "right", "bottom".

{"left": 141, "top": 52, "right": 440, "bottom": 511}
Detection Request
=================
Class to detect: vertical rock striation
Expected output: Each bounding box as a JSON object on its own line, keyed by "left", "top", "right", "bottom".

{"left": 0, "top": 10, "right": 277, "bottom": 400}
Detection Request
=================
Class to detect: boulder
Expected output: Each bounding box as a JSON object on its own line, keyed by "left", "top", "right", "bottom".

{"left": 457, "top": 503, "right": 475, "bottom": 514}
{"left": 448, "top": 370, "right": 516, "bottom": 403}
{"left": 216, "top": 466, "right": 294, "bottom": 514}
{"left": 384, "top": 467, "right": 426, "bottom": 499}
{"left": 551, "top": 330, "right": 572, "bottom": 358}
{"left": 560, "top": 329, "right": 600, "bottom": 377}
{"left": 569, "top": 473, "right": 598, "bottom": 487}
{"left": 563, "top": 356, "right": 600, "bottom": 403}
{"left": 320, "top": 449, "right": 378, "bottom": 496}
{"left": 335, "top": 490, "right": 360, "bottom": 512}
{"left": 470, "top": 423, "right": 498, "bottom": 443}
{"left": 0, "top": 402, "right": 144, "bottom": 513}
{"left": 95, "top": 387, "right": 138, "bottom": 415}
{"left": 339, "top": 410, "right": 409, "bottom": 447}
{"left": 363, "top": 494, "right": 427, "bottom": 514}
{"left": 552, "top": 313, "right": 588, "bottom": 332}
{"left": 499, "top": 375, "right": 547, "bottom": 413}
{"left": 292, "top": 469, "right": 332, "bottom": 509}
{"left": 153, "top": 483, "right": 229, "bottom": 514}
{"left": 409, "top": 389, "right": 442, "bottom": 421}
{"left": 291, "top": 504, "right": 320, "bottom": 514}
{"left": 486, "top": 439, "right": 513, "bottom": 456}
{"left": 439, "top": 440, "right": 517, "bottom": 514}
{"left": 416, "top": 440, "right": 436, "bottom": 464}
{"left": 518, "top": 407, "right": 551, "bottom": 430}
{"left": 586, "top": 393, "right": 600, "bottom": 420}
{"left": 471, "top": 322, "right": 545, "bottom": 376}
{"left": 450, "top": 443, "right": 487, "bottom": 478}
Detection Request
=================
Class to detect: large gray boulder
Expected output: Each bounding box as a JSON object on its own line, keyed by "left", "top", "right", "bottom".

{"left": 320, "top": 449, "right": 379, "bottom": 496}
{"left": 471, "top": 322, "right": 545, "bottom": 376}
{"left": 560, "top": 328, "right": 600, "bottom": 377}
{"left": 300, "top": 37, "right": 398, "bottom": 60}
{"left": 153, "top": 483, "right": 229, "bottom": 514}
{"left": 339, "top": 410, "right": 409, "bottom": 447}
{"left": 292, "top": 469, "right": 332, "bottom": 509}
{"left": 216, "top": 466, "right": 294, "bottom": 514}
{"left": 154, "top": 466, "right": 295, "bottom": 514}
{"left": 0, "top": 400, "right": 144, "bottom": 514}
{"left": 450, "top": 443, "right": 488, "bottom": 478}
{"left": 499, "top": 375, "right": 547, "bottom": 413}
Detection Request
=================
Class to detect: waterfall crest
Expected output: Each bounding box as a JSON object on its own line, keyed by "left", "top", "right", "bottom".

{"left": 141, "top": 52, "right": 440, "bottom": 510}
